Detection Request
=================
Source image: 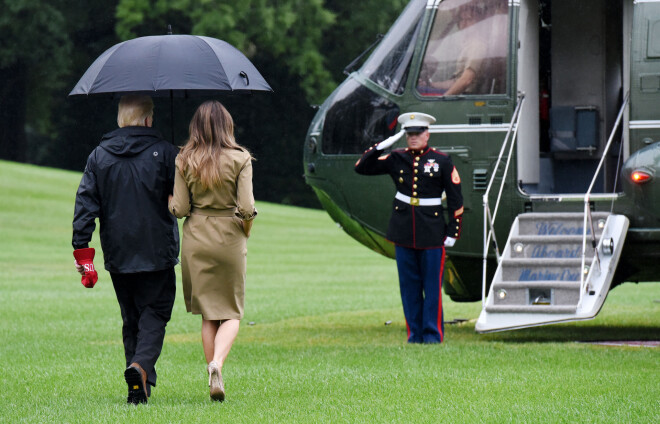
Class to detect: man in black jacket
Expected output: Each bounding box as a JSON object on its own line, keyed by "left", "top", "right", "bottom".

{"left": 72, "top": 95, "right": 179, "bottom": 404}
{"left": 355, "top": 112, "right": 463, "bottom": 343}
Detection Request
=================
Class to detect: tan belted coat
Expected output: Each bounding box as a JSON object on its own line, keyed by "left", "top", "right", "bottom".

{"left": 169, "top": 147, "right": 256, "bottom": 320}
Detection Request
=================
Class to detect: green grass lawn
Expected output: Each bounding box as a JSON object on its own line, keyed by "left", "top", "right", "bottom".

{"left": 1, "top": 159, "right": 658, "bottom": 423}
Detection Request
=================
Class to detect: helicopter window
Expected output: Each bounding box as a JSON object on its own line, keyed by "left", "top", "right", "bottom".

{"left": 321, "top": 79, "right": 399, "bottom": 155}
{"left": 360, "top": 0, "right": 426, "bottom": 95}
{"left": 417, "top": 0, "right": 509, "bottom": 97}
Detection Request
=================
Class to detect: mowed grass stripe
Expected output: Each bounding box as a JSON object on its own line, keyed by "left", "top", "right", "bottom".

{"left": 1, "top": 159, "right": 658, "bottom": 423}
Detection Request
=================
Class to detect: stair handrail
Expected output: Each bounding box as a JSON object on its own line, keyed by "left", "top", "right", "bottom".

{"left": 579, "top": 92, "right": 629, "bottom": 305}
{"left": 482, "top": 92, "right": 526, "bottom": 307}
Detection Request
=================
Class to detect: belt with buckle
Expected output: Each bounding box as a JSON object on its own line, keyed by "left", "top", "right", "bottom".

{"left": 190, "top": 207, "right": 236, "bottom": 217}
{"left": 395, "top": 192, "right": 442, "bottom": 206}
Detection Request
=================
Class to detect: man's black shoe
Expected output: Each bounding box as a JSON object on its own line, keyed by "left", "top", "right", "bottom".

{"left": 125, "top": 363, "right": 148, "bottom": 404}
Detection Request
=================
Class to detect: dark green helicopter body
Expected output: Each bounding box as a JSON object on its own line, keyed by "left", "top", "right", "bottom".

{"left": 304, "top": 0, "right": 660, "bottom": 306}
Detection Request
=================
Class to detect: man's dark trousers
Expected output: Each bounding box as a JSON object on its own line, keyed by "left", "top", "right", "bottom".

{"left": 110, "top": 268, "right": 176, "bottom": 392}
{"left": 395, "top": 246, "right": 446, "bottom": 344}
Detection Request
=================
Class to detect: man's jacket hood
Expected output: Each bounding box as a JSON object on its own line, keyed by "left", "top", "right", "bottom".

{"left": 100, "top": 126, "right": 164, "bottom": 157}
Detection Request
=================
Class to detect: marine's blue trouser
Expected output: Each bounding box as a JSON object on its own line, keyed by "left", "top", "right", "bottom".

{"left": 395, "top": 245, "right": 446, "bottom": 343}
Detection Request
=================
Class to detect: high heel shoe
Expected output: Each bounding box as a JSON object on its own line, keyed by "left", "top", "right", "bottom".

{"left": 207, "top": 361, "right": 225, "bottom": 402}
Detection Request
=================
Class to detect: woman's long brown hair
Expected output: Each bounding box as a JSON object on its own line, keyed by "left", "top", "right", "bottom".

{"left": 176, "top": 101, "right": 249, "bottom": 189}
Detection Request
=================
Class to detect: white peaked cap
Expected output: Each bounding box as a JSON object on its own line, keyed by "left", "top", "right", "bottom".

{"left": 397, "top": 112, "right": 436, "bottom": 129}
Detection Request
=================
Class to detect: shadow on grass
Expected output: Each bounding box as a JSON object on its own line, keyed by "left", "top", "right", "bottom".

{"left": 166, "top": 309, "right": 660, "bottom": 348}
{"left": 475, "top": 324, "right": 660, "bottom": 344}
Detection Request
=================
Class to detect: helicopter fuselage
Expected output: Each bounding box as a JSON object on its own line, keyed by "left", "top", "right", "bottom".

{"left": 304, "top": 0, "right": 660, "bottom": 302}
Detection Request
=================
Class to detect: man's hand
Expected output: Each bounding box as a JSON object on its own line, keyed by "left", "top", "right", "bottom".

{"left": 73, "top": 248, "right": 98, "bottom": 288}
{"left": 376, "top": 130, "right": 405, "bottom": 150}
{"left": 74, "top": 260, "right": 85, "bottom": 276}
{"left": 444, "top": 237, "right": 456, "bottom": 247}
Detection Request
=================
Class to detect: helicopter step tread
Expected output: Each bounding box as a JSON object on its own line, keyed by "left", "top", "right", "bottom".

{"left": 476, "top": 213, "right": 630, "bottom": 333}
{"left": 492, "top": 280, "right": 581, "bottom": 289}
{"left": 509, "top": 235, "right": 587, "bottom": 242}
{"left": 501, "top": 258, "right": 583, "bottom": 266}
{"left": 484, "top": 305, "right": 577, "bottom": 314}
{"left": 516, "top": 212, "right": 611, "bottom": 220}
{"left": 499, "top": 257, "right": 583, "bottom": 282}
{"left": 488, "top": 279, "right": 581, "bottom": 311}
{"left": 516, "top": 213, "right": 607, "bottom": 238}
{"left": 507, "top": 235, "right": 595, "bottom": 259}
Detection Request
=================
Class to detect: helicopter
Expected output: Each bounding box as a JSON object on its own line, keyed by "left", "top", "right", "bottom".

{"left": 303, "top": 0, "right": 660, "bottom": 332}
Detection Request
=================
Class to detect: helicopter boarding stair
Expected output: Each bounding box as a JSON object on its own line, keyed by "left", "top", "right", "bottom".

{"left": 474, "top": 93, "right": 630, "bottom": 332}
{"left": 475, "top": 212, "right": 629, "bottom": 332}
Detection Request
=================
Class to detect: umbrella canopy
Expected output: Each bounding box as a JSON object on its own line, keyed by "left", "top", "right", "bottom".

{"left": 69, "top": 34, "right": 272, "bottom": 96}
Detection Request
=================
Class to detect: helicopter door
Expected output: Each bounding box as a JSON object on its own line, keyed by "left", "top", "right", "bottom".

{"left": 521, "top": 0, "right": 625, "bottom": 194}
{"left": 629, "top": 0, "right": 660, "bottom": 155}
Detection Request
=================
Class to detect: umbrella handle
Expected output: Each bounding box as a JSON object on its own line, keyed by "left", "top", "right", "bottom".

{"left": 240, "top": 71, "right": 250, "bottom": 86}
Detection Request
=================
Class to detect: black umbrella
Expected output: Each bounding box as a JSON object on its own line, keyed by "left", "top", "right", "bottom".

{"left": 69, "top": 33, "right": 272, "bottom": 142}
{"left": 70, "top": 34, "right": 272, "bottom": 96}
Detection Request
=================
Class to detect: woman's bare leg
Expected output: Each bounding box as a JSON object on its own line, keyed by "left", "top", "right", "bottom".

{"left": 202, "top": 319, "right": 220, "bottom": 363}
{"left": 202, "top": 319, "right": 240, "bottom": 368}
{"left": 213, "top": 319, "right": 240, "bottom": 371}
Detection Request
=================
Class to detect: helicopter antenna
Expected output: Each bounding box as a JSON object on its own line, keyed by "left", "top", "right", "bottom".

{"left": 343, "top": 34, "right": 384, "bottom": 76}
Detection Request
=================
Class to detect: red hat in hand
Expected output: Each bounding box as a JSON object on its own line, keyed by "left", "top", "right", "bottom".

{"left": 73, "top": 248, "right": 98, "bottom": 288}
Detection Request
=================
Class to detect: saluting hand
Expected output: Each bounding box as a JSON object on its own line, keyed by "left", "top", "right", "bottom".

{"left": 376, "top": 130, "right": 405, "bottom": 151}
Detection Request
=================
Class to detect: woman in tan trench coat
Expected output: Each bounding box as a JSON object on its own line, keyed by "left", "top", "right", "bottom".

{"left": 169, "top": 101, "right": 256, "bottom": 401}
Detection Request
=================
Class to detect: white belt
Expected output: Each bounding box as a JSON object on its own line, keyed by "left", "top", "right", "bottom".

{"left": 395, "top": 191, "right": 442, "bottom": 206}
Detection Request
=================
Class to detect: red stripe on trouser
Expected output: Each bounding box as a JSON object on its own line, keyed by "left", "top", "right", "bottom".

{"left": 437, "top": 247, "right": 446, "bottom": 342}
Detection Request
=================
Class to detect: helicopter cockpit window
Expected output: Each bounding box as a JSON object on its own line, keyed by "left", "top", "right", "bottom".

{"left": 360, "top": 0, "right": 426, "bottom": 94}
{"left": 417, "top": 0, "right": 509, "bottom": 97}
{"left": 321, "top": 79, "right": 399, "bottom": 155}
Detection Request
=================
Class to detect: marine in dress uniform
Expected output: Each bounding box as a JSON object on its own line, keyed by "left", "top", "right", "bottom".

{"left": 355, "top": 112, "right": 463, "bottom": 343}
